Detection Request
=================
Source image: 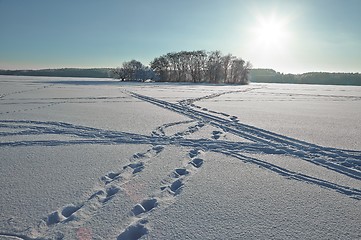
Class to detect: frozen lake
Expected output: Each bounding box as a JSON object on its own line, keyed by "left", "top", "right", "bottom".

{"left": 0, "top": 75, "right": 360, "bottom": 239}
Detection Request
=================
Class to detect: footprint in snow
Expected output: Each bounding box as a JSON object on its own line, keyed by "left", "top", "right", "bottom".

{"left": 197, "top": 122, "right": 205, "bottom": 127}
{"left": 212, "top": 130, "right": 222, "bottom": 140}
{"left": 152, "top": 145, "right": 164, "bottom": 154}
{"left": 132, "top": 152, "right": 146, "bottom": 159}
{"left": 46, "top": 211, "right": 64, "bottom": 225}
{"left": 117, "top": 219, "right": 149, "bottom": 240}
{"left": 124, "top": 162, "right": 144, "bottom": 174}
{"left": 169, "top": 179, "right": 184, "bottom": 195}
{"left": 190, "top": 158, "right": 204, "bottom": 168}
{"left": 101, "top": 171, "right": 121, "bottom": 184}
{"left": 61, "top": 204, "right": 82, "bottom": 218}
{"left": 170, "top": 168, "right": 189, "bottom": 178}
{"left": 187, "top": 125, "right": 198, "bottom": 133}
{"left": 46, "top": 204, "right": 82, "bottom": 225}
{"left": 102, "top": 186, "right": 120, "bottom": 203}
{"left": 189, "top": 149, "right": 202, "bottom": 158}
{"left": 89, "top": 186, "right": 120, "bottom": 203}
{"left": 132, "top": 198, "right": 158, "bottom": 216}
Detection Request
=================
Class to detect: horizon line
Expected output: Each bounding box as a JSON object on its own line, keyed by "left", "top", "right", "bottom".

{"left": 1, "top": 67, "right": 360, "bottom": 75}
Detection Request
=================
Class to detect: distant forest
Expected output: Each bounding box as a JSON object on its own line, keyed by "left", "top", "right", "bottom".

{"left": 250, "top": 69, "right": 361, "bottom": 86}
{"left": 1, "top": 65, "right": 361, "bottom": 86}
{"left": 0, "top": 68, "right": 112, "bottom": 78}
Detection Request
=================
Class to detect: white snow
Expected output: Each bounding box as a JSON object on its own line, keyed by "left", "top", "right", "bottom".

{"left": 0, "top": 75, "right": 360, "bottom": 240}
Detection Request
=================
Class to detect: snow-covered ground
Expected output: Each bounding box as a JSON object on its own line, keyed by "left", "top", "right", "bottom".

{"left": 0, "top": 75, "right": 360, "bottom": 240}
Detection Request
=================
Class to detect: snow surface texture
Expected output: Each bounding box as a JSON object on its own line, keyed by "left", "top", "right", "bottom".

{"left": 0, "top": 76, "right": 360, "bottom": 240}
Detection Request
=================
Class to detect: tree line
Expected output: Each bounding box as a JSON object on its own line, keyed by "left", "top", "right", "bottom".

{"left": 250, "top": 69, "right": 361, "bottom": 86}
{"left": 0, "top": 68, "right": 112, "bottom": 78}
{"left": 2, "top": 65, "right": 361, "bottom": 86}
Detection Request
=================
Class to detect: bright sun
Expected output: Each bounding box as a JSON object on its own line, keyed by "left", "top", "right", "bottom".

{"left": 251, "top": 14, "right": 290, "bottom": 50}
{"left": 246, "top": 12, "right": 294, "bottom": 71}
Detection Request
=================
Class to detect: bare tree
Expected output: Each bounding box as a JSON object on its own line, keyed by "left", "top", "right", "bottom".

{"left": 149, "top": 50, "right": 251, "bottom": 85}
{"left": 230, "top": 58, "right": 245, "bottom": 84}
{"left": 221, "top": 54, "right": 234, "bottom": 83}
{"left": 240, "top": 61, "right": 252, "bottom": 84}
{"left": 113, "top": 60, "right": 150, "bottom": 81}
{"left": 229, "top": 58, "right": 251, "bottom": 84}
{"left": 150, "top": 56, "right": 169, "bottom": 81}
{"left": 189, "top": 50, "right": 207, "bottom": 83}
{"left": 207, "top": 51, "right": 223, "bottom": 83}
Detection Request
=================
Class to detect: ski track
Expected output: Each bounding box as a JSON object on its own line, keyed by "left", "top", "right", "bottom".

{"left": 0, "top": 87, "right": 360, "bottom": 239}
{"left": 128, "top": 90, "right": 361, "bottom": 180}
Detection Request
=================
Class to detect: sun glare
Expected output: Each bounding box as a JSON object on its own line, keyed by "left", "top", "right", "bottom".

{"left": 251, "top": 14, "right": 290, "bottom": 50}
{"left": 245, "top": 12, "right": 294, "bottom": 71}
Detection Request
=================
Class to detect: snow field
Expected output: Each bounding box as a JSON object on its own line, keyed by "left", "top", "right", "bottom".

{"left": 0, "top": 76, "right": 360, "bottom": 239}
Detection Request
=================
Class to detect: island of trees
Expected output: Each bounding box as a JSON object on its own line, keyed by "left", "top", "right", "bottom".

{"left": 111, "top": 50, "right": 252, "bottom": 85}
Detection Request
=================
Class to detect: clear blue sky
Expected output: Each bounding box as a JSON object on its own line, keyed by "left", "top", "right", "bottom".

{"left": 1, "top": 0, "right": 360, "bottom": 73}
